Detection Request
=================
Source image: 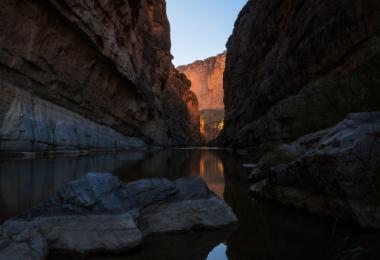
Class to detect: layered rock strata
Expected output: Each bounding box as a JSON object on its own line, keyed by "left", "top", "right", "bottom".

{"left": 0, "top": 173, "right": 238, "bottom": 259}
{"left": 0, "top": 0, "right": 200, "bottom": 152}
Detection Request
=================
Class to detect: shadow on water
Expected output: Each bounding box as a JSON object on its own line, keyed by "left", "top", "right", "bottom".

{"left": 1, "top": 149, "right": 379, "bottom": 259}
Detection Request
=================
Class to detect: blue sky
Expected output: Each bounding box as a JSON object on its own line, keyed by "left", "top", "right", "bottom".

{"left": 166, "top": 0, "right": 248, "bottom": 66}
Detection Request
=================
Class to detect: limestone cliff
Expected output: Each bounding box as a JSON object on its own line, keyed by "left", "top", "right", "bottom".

{"left": 177, "top": 52, "right": 225, "bottom": 111}
{"left": 0, "top": 0, "right": 200, "bottom": 152}
{"left": 178, "top": 53, "right": 226, "bottom": 142}
{"left": 222, "top": 0, "right": 380, "bottom": 147}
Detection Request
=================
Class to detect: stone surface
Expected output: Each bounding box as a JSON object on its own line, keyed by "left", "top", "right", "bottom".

{"left": 200, "top": 109, "right": 225, "bottom": 143}
{"left": 0, "top": 85, "right": 146, "bottom": 152}
{"left": 178, "top": 53, "right": 226, "bottom": 142}
{"left": 221, "top": 0, "right": 380, "bottom": 147}
{"left": 162, "top": 67, "right": 202, "bottom": 146}
{"left": 251, "top": 112, "right": 380, "bottom": 228}
{"left": 0, "top": 229, "right": 48, "bottom": 260}
{"left": 0, "top": 173, "right": 238, "bottom": 258}
{"left": 177, "top": 52, "right": 225, "bottom": 111}
{"left": 3, "top": 214, "right": 142, "bottom": 255}
{"left": 139, "top": 197, "right": 238, "bottom": 236}
{"left": 0, "top": 0, "right": 200, "bottom": 151}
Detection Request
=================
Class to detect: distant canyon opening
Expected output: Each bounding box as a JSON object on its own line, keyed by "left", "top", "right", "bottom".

{"left": 177, "top": 52, "right": 226, "bottom": 143}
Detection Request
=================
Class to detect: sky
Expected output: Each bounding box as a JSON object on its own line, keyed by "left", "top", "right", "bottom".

{"left": 166, "top": 0, "right": 248, "bottom": 66}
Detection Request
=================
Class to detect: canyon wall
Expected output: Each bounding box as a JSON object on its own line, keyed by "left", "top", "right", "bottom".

{"left": 177, "top": 52, "right": 225, "bottom": 111}
{"left": 223, "top": 0, "right": 380, "bottom": 227}
{"left": 178, "top": 53, "right": 226, "bottom": 142}
{"left": 0, "top": 0, "right": 200, "bottom": 152}
{"left": 222, "top": 0, "right": 380, "bottom": 147}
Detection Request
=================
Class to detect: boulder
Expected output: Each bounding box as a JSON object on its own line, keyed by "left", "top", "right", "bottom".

{"left": 251, "top": 112, "right": 380, "bottom": 228}
{"left": 139, "top": 197, "right": 238, "bottom": 236}
{"left": 0, "top": 173, "right": 238, "bottom": 258}
{"left": 3, "top": 214, "right": 141, "bottom": 255}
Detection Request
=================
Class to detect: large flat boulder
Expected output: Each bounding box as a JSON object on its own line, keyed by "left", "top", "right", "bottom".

{"left": 139, "top": 197, "right": 238, "bottom": 236}
{"left": 0, "top": 173, "right": 238, "bottom": 258}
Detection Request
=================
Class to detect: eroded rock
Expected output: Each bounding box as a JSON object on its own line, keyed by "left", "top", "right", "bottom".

{"left": 0, "top": 173, "right": 238, "bottom": 258}
{"left": 221, "top": 0, "right": 380, "bottom": 147}
{"left": 3, "top": 214, "right": 141, "bottom": 255}
{"left": 251, "top": 112, "right": 380, "bottom": 228}
{"left": 0, "top": 0, "right": 201, "bottom": 150}
{"left": 139, "top": 197, "right": 238, "bottom": 236}
{"left": 178, "top": 53, "right": 226, "bottom": 142}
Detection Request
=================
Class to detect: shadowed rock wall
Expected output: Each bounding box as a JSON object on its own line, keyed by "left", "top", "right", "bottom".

{"left": 222, "top": 0, "right": 380, "bottom": 147}
{"left": 0, "top": 0, "right": 200, "bottom": 151}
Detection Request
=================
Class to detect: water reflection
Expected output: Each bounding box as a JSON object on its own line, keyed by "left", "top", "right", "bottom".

{"left": 1, "top": 149, "right": 379, "bottom": 260}
{"left": 113, "top": 149, "right": 225, "bottom": 198}
{"left": 0, "top": 152, "right": 146, "bottom": 223}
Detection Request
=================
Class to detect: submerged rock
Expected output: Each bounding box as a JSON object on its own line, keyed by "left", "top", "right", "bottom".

{"left": 0, "top": 173, "right": 238, "bottom": 258}
{"left": 251, "top": 112, "right": 380, "bottom": 228}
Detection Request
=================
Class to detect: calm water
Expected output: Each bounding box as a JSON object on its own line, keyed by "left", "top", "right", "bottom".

{"left": 0, "top": 149, "right": 379, "bottom": 260}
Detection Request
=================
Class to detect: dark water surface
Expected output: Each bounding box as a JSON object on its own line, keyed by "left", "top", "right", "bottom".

{"left": 1, "top": 149, "right": 379, "bottom": 260}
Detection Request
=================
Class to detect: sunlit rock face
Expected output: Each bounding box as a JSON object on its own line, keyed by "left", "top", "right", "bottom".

{"left": 177, "top": 52, "right": 225, "bottom": 111}
{"left": 221, "top": 0, "right": 380, "bottom": 147}
{"left": 178, "top": 52, "right": 226, "bottom": 142}
{"left": 0, "top": 0, "right": 200, "bottom": 151}
{"left": 163, "top": 67, "right": 202, "bottom": 145}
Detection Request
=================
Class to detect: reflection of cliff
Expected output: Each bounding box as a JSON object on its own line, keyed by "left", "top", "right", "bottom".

{"left": 223, "top": 175, "right": 380, "bottom": 260}
{"left": 115, "top": 149, "right": 225, "bottom": 198}
{"left": 197, "top": 151, "right": 225, "bottom": 198}
{"left": 0, "top": 149, "right": 227, "bottom": 223}
{"left": 0, "top": 152, "right": 145, "bottom": 223}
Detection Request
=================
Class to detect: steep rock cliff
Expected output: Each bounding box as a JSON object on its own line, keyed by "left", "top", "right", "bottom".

{"left": 0, "top": 0, "right": 199, "bottom": 152}
{"left": 178, "top": 53, "right": 226, "bottom": 142}
{"left": 222, "top": 0, "right": 380, "bottom": 147}
{"left": 177, "top": 52, "right": 225, "bottom": 111}
{"left": 223, "top": 0, "right": 380, "bottom": 226}
{"left": 162, "top": 67, "right": 202, "bottom": 146}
